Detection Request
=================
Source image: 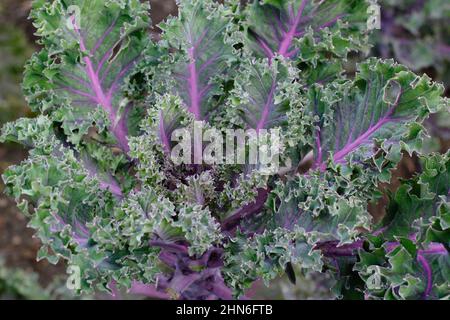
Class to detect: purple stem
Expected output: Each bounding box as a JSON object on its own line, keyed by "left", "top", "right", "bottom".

{"left": 91, "top": 16, "right": 119, "bottom": 55}
{"left": 315, "top": 92, "right": 404, "bottom": 169}
{"left": 106, "top": 56, "right": 141, "bottom": 100}
{"left": 317, "top": 240, "right": 364, "bottom": 257}
{"left": 96, "top": 42, "right": 117, "bottom": 76}
{"left": 198, "top": 53, "right": 220, "bottom": 74}
{"left": 419, "top": 243, "right": 447, "bottom": 255}
{"left": 256, "top": 81, "right": 277, "bottom": 132}
{"left": 150, "top": 240, "right": 189, "bottom": 254}
{"left": 333, "top": 117, "right": 392, "bottom": 163}
{"left": 107, "top": 280, "right": 122, "bottom": 300}
{"left": 71, "top": 18, "right": 130, "bottom": 152}
{"left": 59, "top": 86, "right": 97, "bottom": 101}
{"left": 129, "top": 281, "right": 170, "bottom": 300}
{"left": 317, "top": 14, "right": 344, "bottom": 31}
{"left": 417, "top": 255, "right": 433, "bottom": 299}
{"left": 211, "top": 282, "right": 233, "bottom": 300}
{"left": 159, "top": 251, "right": 178, "bottom": 267}
{"left": 187, "top": 46, "right": 201, "bottom": 120}
{"left": 221, "top": 188, "right": 269, "bottom": 232}
{"left": 158, "top": 110, "right": 172, "bottom": 154}
{"left": 278, "top": 0, "right": 308, "bottom": 57}
{"left": 170, "top": 272, "right": 202, "bottom": 294}
{"left": 319, "top": 237, "right": 447, "bottom": 299}
{"left": 83, "top": 157, "right": 124, "bottom": 199}
{"left": 285, "top": 48, "right": 300, "bottom": 58}
{"left": 98, "top": 180, "right": 123, "bottom": 198}
{"left": 256, "top": 35, "right": 275, "bottom": 61}
{"left": 60, "top": 72, "right": 91, "bottom": 89}
{"left": 51, "top": 213, "right": 90, "bottom": 247}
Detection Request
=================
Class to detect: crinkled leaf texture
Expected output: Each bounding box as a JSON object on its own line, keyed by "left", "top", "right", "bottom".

{"left": 244, "top": 0, "right": 371, "bottom": 60}
{"left": 1, "top": 0, "right": 448, "bottom": 300}
{"left": 158, "top": 0, "right": 236, "bottom": 121}
{"left": 355, "top": 152, "right": 450, "bottom": 300}
{"left": 311, "top": 58, "right": 444, "bottom": 172}
{"left": 24, "top": 0, "right": 151, "bottom": 151}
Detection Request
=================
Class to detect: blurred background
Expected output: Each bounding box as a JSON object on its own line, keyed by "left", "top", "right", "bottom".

{"left": 0, "top": 0, "right": 448, "bottom": 300}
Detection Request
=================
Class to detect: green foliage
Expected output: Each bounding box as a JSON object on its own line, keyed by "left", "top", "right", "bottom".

{"left": 355, "top": 152, "right": 450, "bottom": 299}
{"left": 1, "top": 0, "right": 448, "bottom": 300}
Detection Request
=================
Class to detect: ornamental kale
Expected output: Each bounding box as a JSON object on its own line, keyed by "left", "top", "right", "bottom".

{"left": 372, "top": 0, "right": 450, "bottom": 154}
{"left": 1, "top": 0, "right": 448, "bottom": 300}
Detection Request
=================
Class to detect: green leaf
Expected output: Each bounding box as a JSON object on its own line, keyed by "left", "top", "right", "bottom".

{"left": 24, "top": 0, "right": 152, "bottom": 150}
{"left": 243, "top": 0, "right": 371, "bottom": 60}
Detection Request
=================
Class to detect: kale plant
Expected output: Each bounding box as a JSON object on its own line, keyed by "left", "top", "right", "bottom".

{"left": 1, "top": 0, "right": 448, "bottom": 300}
{"left": 373, "top": 0, "right": 450, "bottom": 153}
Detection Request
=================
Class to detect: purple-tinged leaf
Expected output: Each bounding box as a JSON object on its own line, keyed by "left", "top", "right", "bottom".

{"left": 128, "top": 281, "right": 170, "bottom": 299}
{"left": 153, "top": 245, "right": 233, "bottom": 300}
{"left": 222, "top": 188, "right": 269, "bottom": 232}
{"left": 311, "top": 59, "right": 445, "bottom": 170}
{"left": 160, "top": 0, "right": 235, "bottom": 120}
{"left": 356, "top": 237, "right": 449, "bottom": 300}
{"left": 232, "top": 59, "right": 292, "bottom": 131}
{"left": 244, "top": 0, "right": 370, "bottom": 60}
{"left": 149, "top": 94, "right": 193, "bottom": 155}
{"left": 25, "top": 0, "right": 151, "bottom": 151}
